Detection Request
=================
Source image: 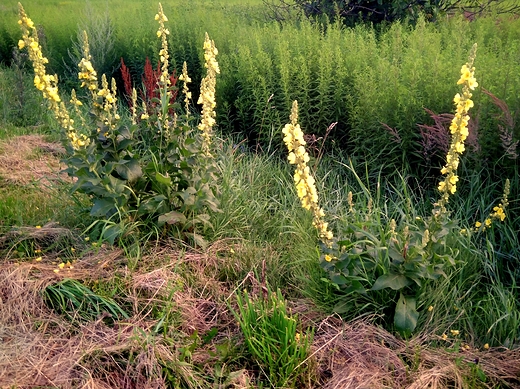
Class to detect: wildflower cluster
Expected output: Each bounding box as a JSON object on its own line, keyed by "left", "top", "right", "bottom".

{"left": 435, "top": 44, "right": 478, "bottom": 215}
{"left": 474, "top": 179, "right": 510, "bottom": 231}
{"left": 17, "top": 3, "right": 88, "bottom": 150}
{"left": 198, "top": 33, "right": 220, "bottom": 155}
{"left": 282, "top": 101, "right": 333, "bottom": 246}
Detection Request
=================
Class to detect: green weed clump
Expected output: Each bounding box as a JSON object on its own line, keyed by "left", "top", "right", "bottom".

{"left": 17, "top": 2, "right": 220, "bottom": 244}
{"left": 231, "top": 289, "right": 314, "bottom": 388}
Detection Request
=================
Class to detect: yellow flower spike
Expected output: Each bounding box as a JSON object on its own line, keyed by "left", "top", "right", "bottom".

{"left": 283, "top": 101, "right": 333, "bottom": 246}
{"left": 198, "top": 33, "right": 220, "bottom": 156}
{"left": 180, "top": 61, "right": 192, "bottom": 117}
{"left": 435, "top": 44, "right": 477, "bottom": 216}
{"left": 19, "top": 3, "right": 88, "bottom": 150}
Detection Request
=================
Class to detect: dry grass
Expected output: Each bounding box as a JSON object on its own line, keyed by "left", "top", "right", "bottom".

{"left": 1, "top": 242, "right": 520, "bottom": 388}
{"left": 311, "top": 316, "right": 520, "bottom": 389}
{"left": 0, "top": 134, "right": 67, "bottom": 186}
{"left": 0, "top": 243, "right": 239, "bottom": 388}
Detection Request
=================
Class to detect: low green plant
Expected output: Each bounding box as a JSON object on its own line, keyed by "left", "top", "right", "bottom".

{"left": 230, "top": 288, "right": 314, "bottom": 388}
{"left": 43, "top": 278, "right": 129, "bottom": 324}
{"left": 17, "top": 2, "right": 220, "bottom": 244}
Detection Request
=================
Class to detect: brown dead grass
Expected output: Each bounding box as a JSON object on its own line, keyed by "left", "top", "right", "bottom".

{"left": 1, "top": 242, "right": 519, "bottom": 388}
{"left": 312, "top": 316, "right": 520, "bottom": 389}
{"left": 0, "top": 134, "right": 67, "bottom": 186}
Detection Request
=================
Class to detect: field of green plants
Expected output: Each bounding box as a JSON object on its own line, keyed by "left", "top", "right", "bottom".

{"left": 0, "top": 0, "right": 519, "bottom": 387}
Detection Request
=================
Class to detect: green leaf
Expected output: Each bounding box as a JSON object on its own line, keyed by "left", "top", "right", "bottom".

{"left": 101, "top": 223, "right": 123, "bottom": 245}
{"left": 371, "top": 273, "right": 411, "bottom": 291}
{"left": 344, "top": 280, "right": 366, "bottom": 294}
{"left": 155, "top": 171, "right": 172, "bottom": 186}
{"left": 158, "top": 211, "right": 187, "bottom": 226}
{"left": 90, "top": 198, "right": 116, "bottom": 217}
{"left": 394, "top": 293, "right": 419, "bottom": 336}
{"left": 388, "top": 246, "right": 404, "bottom": 263}
{"left": 191, "top": 232, "right": 207, "bottom": 249}
{"left": 330, "top": 273, "right": 348, "bottom": 285}
{"left": 115, "top": 159, "right": 142, "bottom": 182}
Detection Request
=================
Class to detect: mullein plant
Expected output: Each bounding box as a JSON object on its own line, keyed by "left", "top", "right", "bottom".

{"left": 283, "top": 45, "right": 500, "bottom": 335}
{"left": 18, "top": 2, "right": 220, "bottom": 243}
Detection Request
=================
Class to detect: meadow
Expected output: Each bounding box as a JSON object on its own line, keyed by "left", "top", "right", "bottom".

{"left": 0, "top": 0, "right": 519, "bottom": 387}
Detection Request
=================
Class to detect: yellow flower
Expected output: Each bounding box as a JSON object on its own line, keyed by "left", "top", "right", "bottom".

{"left": 325, "top": 254, "right": 334, "bottom": 262}
{"left": 475, "top": 221, "right": 482, "bottom": 228}
{"left": 428, "top": 305, "right": 434, "bottom": 312}
{"left": 441, "top": 333, "right": 448, "bottom": 341}
{"left": 450, "top": 329, "right": 460, "bottom": 336}
{"left": 35, "top": 257, "right": 42, "bottom": 262}
{"left": 35, "top": 225, "right": 42, "bottom": 229}
{"left": 484, "top": 343, "right": 489, "bottom": 350}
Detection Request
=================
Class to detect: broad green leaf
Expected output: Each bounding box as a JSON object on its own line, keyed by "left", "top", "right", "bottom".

{"left": 115, "top": 159, "right": 142, "bottom": 182}
{"left": 388, "top": 246, "right": 404, "bottom": 263}
{"left": 90, "top": 198, "right": 116, "bottom": 217}
{"left": 394, "top": 293, "right": 419, "bottom": 336}
{"left": 371, "top": 273, "right": 411, "bottom": 291}
{"left": 330, "top": 273, "right": 348, "bottom": 285}
{"left": 158, "top": 211, "right": 187, "bottom": 226}
{"left": 344, "top": 280, "right": 366, "bottom": 294}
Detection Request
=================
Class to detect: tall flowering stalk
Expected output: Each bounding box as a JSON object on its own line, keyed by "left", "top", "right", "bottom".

{"left": 198, "top": 33, "right": 220, "bottom": 156}
{"left": 78, "top": 31, "right": 98, "bottom": 96}
{"left": 17, "top": 2, "right": 87, "bottom": 150}
{"left": 179, "top": 61, "right": 192, "bottom": 118}
{"left": 435, "top": 44, "right": 478, "bottom": 216}
{"left": 155, "top": 3, "right": 172, "bottom": 136}
{"left": 283, "top": 101, "right": 333, "bottom": 246}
